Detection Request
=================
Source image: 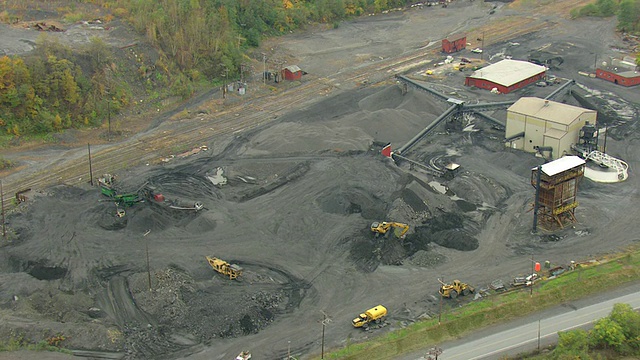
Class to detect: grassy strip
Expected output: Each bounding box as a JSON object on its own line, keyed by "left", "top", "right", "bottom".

{"left": 318, "top": 249, "right": 640, "bottom": 360}
{"left": 0, "top": 338, "right": 73, "bottom": 354}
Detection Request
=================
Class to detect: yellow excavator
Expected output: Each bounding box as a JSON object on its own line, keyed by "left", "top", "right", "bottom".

{"left": 370, "top": 221, "right": 410, "bottom": 239}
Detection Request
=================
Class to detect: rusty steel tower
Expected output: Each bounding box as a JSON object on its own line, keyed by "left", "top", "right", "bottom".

{"left": 531, "top": 156, "right": 586, "bottom": 231}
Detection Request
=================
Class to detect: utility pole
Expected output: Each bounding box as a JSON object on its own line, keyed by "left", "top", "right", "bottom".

{"left": 88, "top": 143, "right": 94, "bottom": 186}
{"left": 221, "top": 66, "right": 228, "bottom": 99}
{"left": 594, "top": 53, "right": 598, "bottom": 71}
{"left": 320, "top": 311, "right": 332, "bottom": 359}
{"left": 1, "top": 179, "right": 5, "bottom": 239}
{"left": 481, "top": 31, "right": 485, "bottom": 61}
{"left": 530, "top": 254, "right": 534, "bottom": 297}
{"left": 262, "top": 53, "right": 267, "bottom": 85}
{"left": 107, "top": 89, "right": 111, "bottom": 141}
{"left": 426, "top": 346, "right": 443, "bottom": 360}
{"left": 144, "top": 229, "right": 152, "bottom": 291}
{"left": 537, "top": 318, "right": 541, "bottom": 352}
{"left": 287, "top": 340, "right": 291, "bottom": 360}
{"left": 438, "top": 276, "right": 443, "bottom": 324}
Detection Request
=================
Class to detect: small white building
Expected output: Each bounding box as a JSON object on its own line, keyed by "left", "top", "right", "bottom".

{"left": 505, "top": 97, "right": 597, "bottom": 159}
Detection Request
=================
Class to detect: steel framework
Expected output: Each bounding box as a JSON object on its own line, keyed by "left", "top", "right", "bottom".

{"left": 531, "top": 162, "right": 585, "bottom": 230}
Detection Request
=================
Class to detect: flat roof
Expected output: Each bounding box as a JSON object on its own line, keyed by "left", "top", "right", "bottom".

{"left": 444, "top": 33, "right": 466, "bottom": 42}
{"left": 543, "top": 128, "right": 567, "bottom": 139}
{"left": 533, "top": 156, "right": 586, "bottom": 176}
{"left": 617, "top": 70, "right": 640, "bottom": 78}
{"left": 508, "top": 97, "right": 596, "bottom": 125}
{"left": 467, "top": 59, "right": 546, "bottom": 87}
{"left": 285, "top": 65, "right": 301, "bottom": 72}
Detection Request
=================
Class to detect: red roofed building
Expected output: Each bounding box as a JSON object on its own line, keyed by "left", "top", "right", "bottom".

{"left": 596, "top": 68, "right": 640, "bottom": 87}
{"left": 442, "top": 33, "right": 466, "bottom": 54}
{"left": 283, "top": 65, "right": 304, "bottom": 81}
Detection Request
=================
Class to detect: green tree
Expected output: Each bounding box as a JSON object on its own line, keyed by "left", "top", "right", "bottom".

{"left": 552, "top": 329, "right": 591, "bottom": 360}
{"left": 590, "top": 317, "right": 626, "bottom": 349}
{"left": 595, "top": 0, "right": 618, "bottom": 16}
{"left": 608, "top": 303, "right": 640, "bottom": 354}
{"left": 618, "top": 0, "right": 640, "bottom": 33}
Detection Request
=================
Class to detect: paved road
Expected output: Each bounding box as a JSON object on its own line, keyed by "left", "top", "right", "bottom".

{"left": 401, "top": 285, "right": 640, "bottom": 360}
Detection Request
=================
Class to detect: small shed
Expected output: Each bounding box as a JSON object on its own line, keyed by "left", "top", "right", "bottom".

{"left": 442, "top": 33, "right": 466, "bottom": 54}
{"left": 283, "top": 65, "right": 303, "bottom": 81}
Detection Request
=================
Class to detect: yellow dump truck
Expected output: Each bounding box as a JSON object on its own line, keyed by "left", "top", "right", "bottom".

{"left": 352, "top": 305, "right": 387, "bottom": 329}
{"left": 206, "top": 256, "right": 243, "bottom": 280}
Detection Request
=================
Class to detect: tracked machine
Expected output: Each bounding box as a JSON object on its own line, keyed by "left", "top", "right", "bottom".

{"left": 370, "top": 221, "right": 409, "bottom": 239}
{"left": 206, "top": 256, "right": 243, "bottom": 280}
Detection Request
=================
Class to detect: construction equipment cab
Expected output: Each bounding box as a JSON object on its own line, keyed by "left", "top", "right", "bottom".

{"left": 352, "top": 305, "right": 387, "bottom": 329}
{"left": 206, "top": 256, "right": 243, "bottom": 280}
{"left": 371, "top": 222, "right": 409, "bottom": 238}
{"left": 439, "top": 279, "right": 474, "bottom": 299}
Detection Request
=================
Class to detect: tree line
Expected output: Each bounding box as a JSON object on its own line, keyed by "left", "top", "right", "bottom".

{"left": 120, "top": 0, "right": 410, "bottom": 79}
{"left": 0, "top": 36, "right": 127, "bottom": 137}
{"left": 549, "top": 303, "right": 640, "bottom": 359}
{"left": 572, "top": 0, "right": 640, "bottom": 34}
{"left": 0, "top": 0, "right": 411, "bottom": 138}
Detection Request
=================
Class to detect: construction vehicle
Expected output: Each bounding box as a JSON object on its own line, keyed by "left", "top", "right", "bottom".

{"left": 370, "top": 222, "right": 409, "bottom": 238}
{"left": 352, "top": 305, "right": 387, "bottom": 329}
{"left": 438, "top": 279, "right": 475, "bottom": 299}
{"left": 206, "top": 256, "right": 243, "bottom": 280}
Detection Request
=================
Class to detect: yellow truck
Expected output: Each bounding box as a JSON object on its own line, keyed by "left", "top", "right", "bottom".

{"left": 352, "top": 305, "right": 387, "bottom": 329}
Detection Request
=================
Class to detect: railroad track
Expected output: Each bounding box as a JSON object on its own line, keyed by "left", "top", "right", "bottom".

{"left": 0, "top": 15, "right": 554, "bottom": 211}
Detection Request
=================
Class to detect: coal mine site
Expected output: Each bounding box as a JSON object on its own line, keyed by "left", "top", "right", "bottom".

{"left": 2, "top": 1, "right": 640, "bottom": 360}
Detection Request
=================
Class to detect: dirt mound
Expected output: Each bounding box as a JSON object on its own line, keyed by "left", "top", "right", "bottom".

{"left": 315, "top": 186, "right": 387, "bottom": 219}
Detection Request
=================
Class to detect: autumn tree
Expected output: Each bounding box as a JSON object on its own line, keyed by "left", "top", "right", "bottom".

{"left": 552, "top": 329, "right": 591, "bottom": 360}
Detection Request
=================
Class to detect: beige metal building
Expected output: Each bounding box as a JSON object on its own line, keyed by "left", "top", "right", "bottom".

{"left": 505, "top": 97, "right": 597, "bottom": 160}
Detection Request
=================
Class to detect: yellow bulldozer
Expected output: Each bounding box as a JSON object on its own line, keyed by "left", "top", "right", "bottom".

{"left": 438, "top": 279, "right": 475, "bottom": 299}
{"left": 206, "top": 256, "right": 243, "bottom": 280}
{"left": 370, "top": 221, "right": 409, "bottom": 239}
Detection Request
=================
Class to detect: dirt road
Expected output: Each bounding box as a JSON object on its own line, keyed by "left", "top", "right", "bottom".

{"left": 1, "top": 1, "right": 639, "bottom": 360}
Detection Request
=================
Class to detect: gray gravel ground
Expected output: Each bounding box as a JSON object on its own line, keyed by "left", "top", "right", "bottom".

{"left": 1, "top": 1, "right": 639, "bottom": 360}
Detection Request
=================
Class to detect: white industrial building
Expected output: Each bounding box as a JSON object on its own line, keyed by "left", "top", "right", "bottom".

{"left": 465, "top": 59, "right": 547, "bottom": 93}
{"left": 505, "top": 97, "right": 597, "bottom": 160}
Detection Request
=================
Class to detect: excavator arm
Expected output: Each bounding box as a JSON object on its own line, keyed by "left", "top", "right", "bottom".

{"left": 371, "top": 221, "right": 409, "bottom": 238}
